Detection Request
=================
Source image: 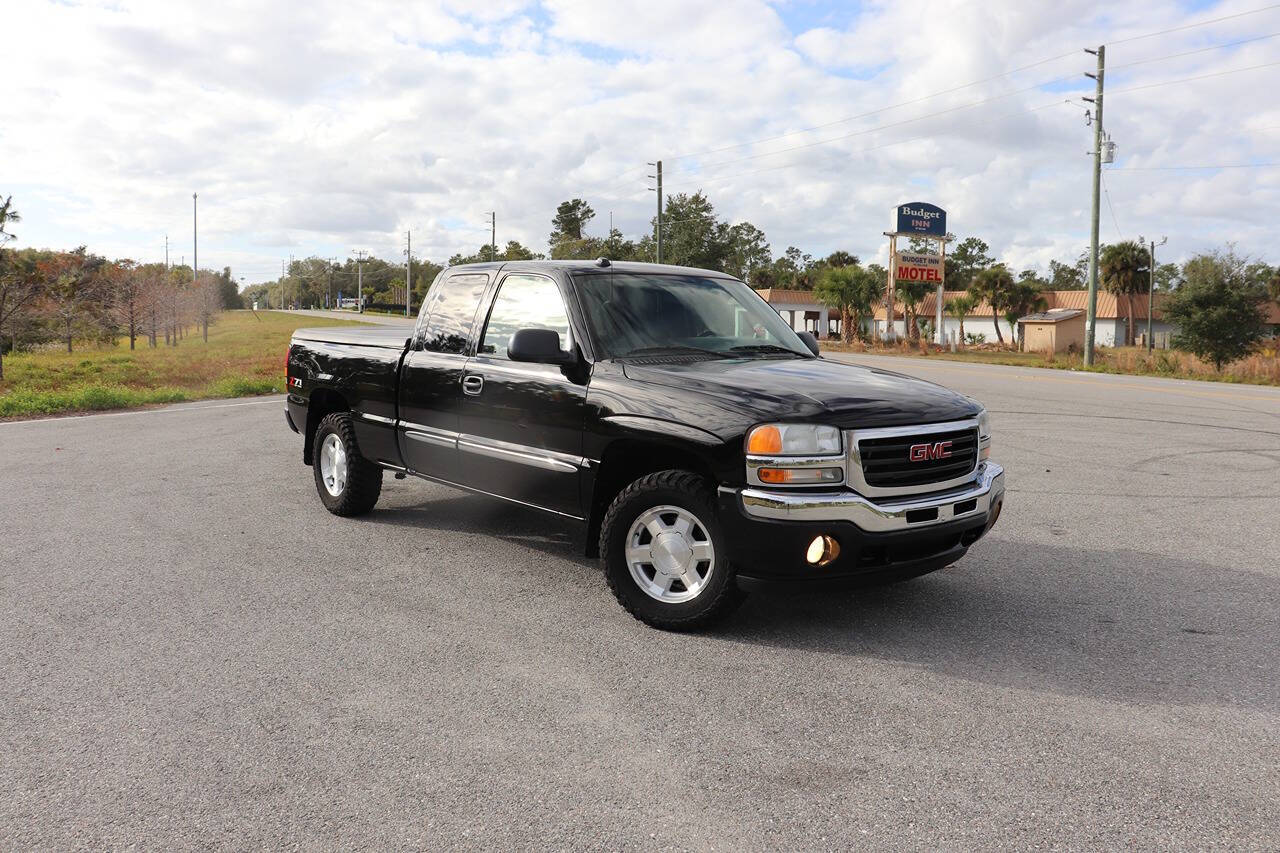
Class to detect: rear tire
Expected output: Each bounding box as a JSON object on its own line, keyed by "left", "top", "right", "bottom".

{"left": 599, "top": 469, "right": 745, "bottom": 631}
{"left": 312, "top": 412, "right": 383, "bottom": 516}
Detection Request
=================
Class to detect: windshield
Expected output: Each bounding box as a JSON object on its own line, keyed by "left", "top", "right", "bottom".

{"left": 574, "top": 272, "right": 813, "bottom": 360}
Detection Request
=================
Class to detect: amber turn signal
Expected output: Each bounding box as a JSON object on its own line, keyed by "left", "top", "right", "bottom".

{"left": 746, "top": 425, "right": 783, "bottom": 454}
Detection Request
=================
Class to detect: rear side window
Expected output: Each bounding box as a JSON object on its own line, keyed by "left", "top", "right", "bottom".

{"left": 420, "top": 273, "right": 489, "bottom": 354}
{"left": 479, "top": 274, "right": 572, "bottom": 359}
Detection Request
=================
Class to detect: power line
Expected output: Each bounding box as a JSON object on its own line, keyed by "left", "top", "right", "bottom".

{"left": 667, "top": 51, "right": 1082, "bottom": 162}
{"left": 666, "top": 40, "right": 1278, "bottom": 182}
{"left": 1101, "top": 171, "right": 1123, "bottom": 239}
{"left": 1109, "top": 2, "right": 1280, "bottom": 45}
{"left": 658, "top": 97, "right": 1081, "bottom": 192}
{"left": 1108, "top": 59, "right": 1280, "bottom": 95}
{"left": 663, "top": 3, "right": 1280, "bottom": 165}
{"left": 1109, "top": 31, "right": 1280, "bottom": 70}
{"left": 1105, "top": 162, "right": 1280, "bottom": 171}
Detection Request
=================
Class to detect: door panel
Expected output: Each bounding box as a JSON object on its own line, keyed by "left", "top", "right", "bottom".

{"left": 397, "top": 272, "right": 489, "bottom": 481}
{"left": 457, "top": 273, "right": 588, "bottom": 516}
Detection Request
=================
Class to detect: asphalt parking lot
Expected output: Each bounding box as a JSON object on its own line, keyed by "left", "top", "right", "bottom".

{"left": 2, "top": 355, "right": 1278, "bottom": 848}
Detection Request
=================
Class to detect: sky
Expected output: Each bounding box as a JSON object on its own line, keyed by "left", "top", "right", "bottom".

{"left": 3, "top": 0, "right": 1278, "bottom": 285}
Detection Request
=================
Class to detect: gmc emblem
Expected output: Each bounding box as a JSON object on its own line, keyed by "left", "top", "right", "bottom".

{"left": 909, "top": 441, "right": 952, "bottom": 462}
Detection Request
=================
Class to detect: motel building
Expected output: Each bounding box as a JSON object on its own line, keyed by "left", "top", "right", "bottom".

{"left": 757, "top": 288, "right": 1184, "bottom": 348}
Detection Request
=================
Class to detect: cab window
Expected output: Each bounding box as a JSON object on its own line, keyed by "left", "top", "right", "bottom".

{"left": 479, "top": 274, "right": 572, "bottom": 359}
{"left": 419, "top": 273, "right": 489, "bottom": 354}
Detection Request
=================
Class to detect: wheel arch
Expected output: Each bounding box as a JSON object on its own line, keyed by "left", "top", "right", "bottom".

{"left": 584, "top": 435, "right": 721, "bottom": 558}
{"left": 304, "top": 388, "right": 351, "bottom": 465}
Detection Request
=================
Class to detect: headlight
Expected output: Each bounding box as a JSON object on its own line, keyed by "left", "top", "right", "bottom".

{"left": 746, "top": 423, "right": 842, "bottom": 456}
{"left": 976, "top": 407, "right": 991, "bottom": 460}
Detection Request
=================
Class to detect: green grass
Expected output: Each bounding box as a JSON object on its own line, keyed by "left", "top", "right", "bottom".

{"left": 820, "top": 341, "right": 1280, "bottom": 386}
{"left": 0, "top": 310, "right": 370, "bottom": 419}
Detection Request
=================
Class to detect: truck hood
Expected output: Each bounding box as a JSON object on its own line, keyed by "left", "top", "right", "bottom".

{"left": 620, "top": 356, "right": 980, "bottom": 433}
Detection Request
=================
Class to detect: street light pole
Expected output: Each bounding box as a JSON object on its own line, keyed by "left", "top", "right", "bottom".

{"left": 1147, "top": 236, "right": 1166, "bottom": 353}
{"left": 1083, "top": 45, "right": 1105, "bottom": 366}
{"left": 352, "top": 249, "right": 369, "bottom": 313}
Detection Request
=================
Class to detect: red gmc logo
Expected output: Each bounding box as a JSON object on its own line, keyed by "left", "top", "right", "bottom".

{"left": 909, "top": 441, "right": 952, "bottom": 462}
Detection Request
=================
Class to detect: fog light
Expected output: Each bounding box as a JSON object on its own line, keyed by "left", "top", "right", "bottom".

{"left": 805, "top": 534, "right": 840, "bottom": 566}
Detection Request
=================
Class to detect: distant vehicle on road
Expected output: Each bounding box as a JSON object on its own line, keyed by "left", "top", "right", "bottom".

{"left": 284, "top": 260, "right": 1004, "bottom": 629}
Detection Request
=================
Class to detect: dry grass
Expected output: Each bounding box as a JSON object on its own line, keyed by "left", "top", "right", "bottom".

{"left": 0, "top": 310, "right": 370, "bottom": 418}
{"left": 820, "top": 339, "right": 1280, "bottom": 386}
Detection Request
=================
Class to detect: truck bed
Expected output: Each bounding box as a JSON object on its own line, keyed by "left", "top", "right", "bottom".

{"left": 291, "top": 326, "right": 411, "bottom": 348}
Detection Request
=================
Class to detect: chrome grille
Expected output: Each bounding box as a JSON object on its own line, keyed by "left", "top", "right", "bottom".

{"left": 846, "top": 418, "right": 982, "bottom": 498}
{"left": 859, "top": 427, "right": 978, "bottom": 488}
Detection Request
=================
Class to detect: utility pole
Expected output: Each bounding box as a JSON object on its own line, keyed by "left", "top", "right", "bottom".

{"left": 165, "top": 233, "right": 169, "bottom": 270}
{"left": 352, "top": 249, "right": 369, "bottom": 312}
{"left": 1146, "top": 236, "right": 1166, "bottom": 352}
{"left": 327, "top": 257, "right": 336, "bottom": 309}
{"left": 192, "top": 193, "right": 198, "bottom": 296}
{"left": 1083, "top": 45, "right": 1105, "bottom": 366}
{"left": 280, "top": 259, "right": 286, "bottom": 310}
{"left": 404, "top": 230, "right": 412, "bottom": 317}
{"left": 485, "top": 212, "right": 496, "bottom": 262}
{"left": 648, "top": 161, "right": 663, "bottom": 263}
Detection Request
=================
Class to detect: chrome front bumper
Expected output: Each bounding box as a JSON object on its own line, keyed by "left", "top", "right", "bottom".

{"left": 735, "top": 461, "right": 1004, "bottom": 533}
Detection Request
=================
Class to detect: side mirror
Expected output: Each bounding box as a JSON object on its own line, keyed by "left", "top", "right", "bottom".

{"left": 508, "top": 328, "right": 575, "bottom": 364}
{"left": 797, "top": 331, "right": 821, "bottom": 356}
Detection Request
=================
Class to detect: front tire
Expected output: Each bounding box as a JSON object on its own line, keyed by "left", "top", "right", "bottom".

{"left": 312, "top": 412, "right": 383, "bottom": 516}
{"left": 599, "top": 470, "right": 745, "bottom": 630}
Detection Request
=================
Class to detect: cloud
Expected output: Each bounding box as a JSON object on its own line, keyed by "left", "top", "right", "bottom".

{"left": 1, "top": 0, "right": 1277, "bottom": 284}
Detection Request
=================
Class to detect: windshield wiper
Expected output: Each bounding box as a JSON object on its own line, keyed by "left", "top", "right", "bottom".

{"left": 727, "top": 343, "right": 808, "bottom": 357}
{"left": 620, "top": 345, "right": 731, "bottom": 360}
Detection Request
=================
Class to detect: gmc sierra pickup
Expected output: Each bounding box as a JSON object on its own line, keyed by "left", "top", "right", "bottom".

{"left": 285, "top": 259, "right": 1004, "bottom": 629}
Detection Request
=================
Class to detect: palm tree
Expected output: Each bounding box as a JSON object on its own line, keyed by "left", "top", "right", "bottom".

{"left": 896, "top": 278, "right": 933, "bottom": 341}
{"left": 970, "top": 265, "right": 1014, "bottom": 345}
{"left": 1004, "top": 279, "right": 1049, "bottom": 350}
{"left": 815, "top": 264, "right": 879, "bottom": 344}
{"left": 945, "top": 292, "right": 978, "bottom": 346}
{"left": 1100, "top": 240, "right": 1150, "bottom": 346}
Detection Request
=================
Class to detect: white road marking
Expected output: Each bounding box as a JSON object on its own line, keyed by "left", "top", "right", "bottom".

{"left": 0, "top": 396, "right": 285, "bottom": 427}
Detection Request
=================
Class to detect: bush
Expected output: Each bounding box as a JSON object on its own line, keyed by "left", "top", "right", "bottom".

{"left": 1166, "top": 249, "right": 1268, "bottom": 370}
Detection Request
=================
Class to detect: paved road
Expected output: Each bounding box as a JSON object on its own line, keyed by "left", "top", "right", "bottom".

{"left": 287, "top": 308, "right": 415, "bottom": 326}
{"left": 2, "top": 358, "right": 1278, "bottom": 848}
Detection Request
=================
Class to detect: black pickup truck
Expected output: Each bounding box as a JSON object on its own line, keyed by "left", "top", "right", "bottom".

{"left": 285, "top": 260, "right": 1004, "bottom": 629}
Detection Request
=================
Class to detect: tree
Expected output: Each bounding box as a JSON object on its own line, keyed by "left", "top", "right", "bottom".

{"left": 549, "top": 198, "right": 595, "bottom": 245}
{"left": 1049, "top": 256, "right": 1087, "bottom": 289}
{"left": 105, "top": 259, "right": 146, "bottom": 350}
{"left": 824, "top": 250, "right": 859, "bottom": 268}
{"left": 449, "top": 241, "right": 544, "bottom": 266}
{"left": 970, "top": 264, "right": 1015, "bottom": 345}
{"left": 1100, "top": 240, "right": 1150, "bottom": 346}
{"left": 723, "top": 221, "right": 771, "bottom": 282}
{"left": 1153, "top": 262, "right": 1182, "bottom": 291}
{"left": 945, "top": 237, "right": 994, "bottom": 290}
{"left": 0, "top": 198, "right": 45, "bottom": 379}
{"left": 193, "top": 270, "right": 219, "bottom": 342}
{"left": 40, "top": 248, "right": 106, "bottom": 353}
{"left": 896, "top": 277, "right": 933, "bottom": 341}
{"left": 814, "top": 264, "right": 879, "bottom": 344}
{"left": 945, "top": 292, "right": 978, "bottom": 346}
{"left": 1166, "top": 250, "right": 1268, "bottom": 370}
{"left": 1004, "top": 278, "right": 1049, "bottom": 350}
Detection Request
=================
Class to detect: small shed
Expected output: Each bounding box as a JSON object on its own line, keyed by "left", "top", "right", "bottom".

{"left": 1019, "top": 308, "right": 1085, "bottom": 353}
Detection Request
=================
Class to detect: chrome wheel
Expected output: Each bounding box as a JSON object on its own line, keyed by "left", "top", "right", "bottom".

{"left": 319, "top": 432, "right": 348, "bottom": 497}
{"left": 626, "top": 505, "right": 715, "bottom": 603}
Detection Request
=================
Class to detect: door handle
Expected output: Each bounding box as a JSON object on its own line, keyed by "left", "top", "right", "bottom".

{"left": 462, "top": 374, "right": 484, "bottom": 396}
